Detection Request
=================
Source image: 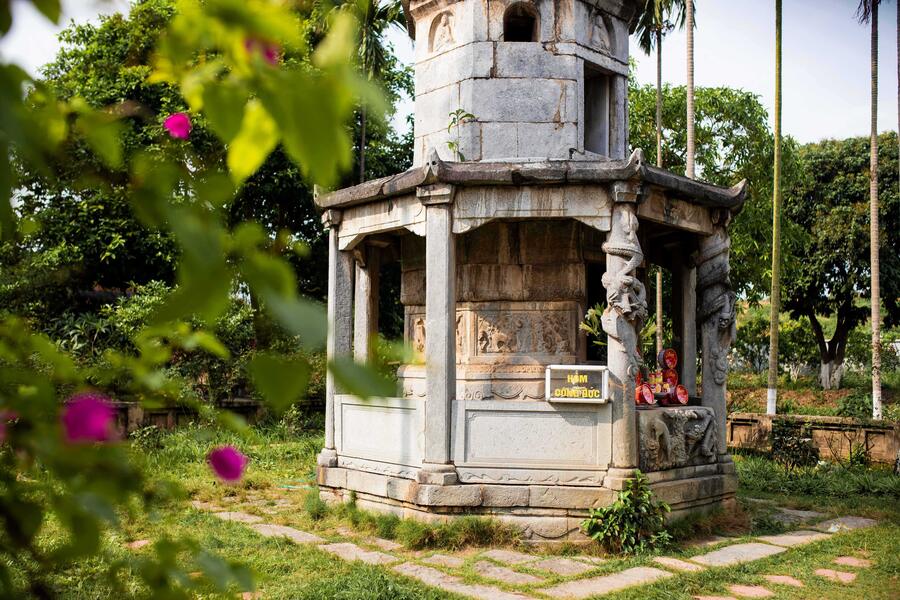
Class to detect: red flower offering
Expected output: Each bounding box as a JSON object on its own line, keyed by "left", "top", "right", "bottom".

{"left": 662, "top": 369, "right": 679, "bottom": 387}
{"left": 207, "top": 446, "right": 248, "bottom": 483}
{"left": 673, "top": 385, "right": 689, "bottom": 405}
{"left": 163, "top": 112, "right": 191, "bottom": 140}
{"left": 62, "top": 393, "right": 114, "bottom": 443}
{"left": 635, "top": 383, "right": 655, "bottom": 405}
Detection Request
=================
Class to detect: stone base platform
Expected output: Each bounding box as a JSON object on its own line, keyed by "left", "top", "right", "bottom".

{"left": 318, "top": 460, "right": 737, "bottom": 542}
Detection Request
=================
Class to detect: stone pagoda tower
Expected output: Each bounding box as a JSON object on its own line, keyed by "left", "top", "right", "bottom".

{"left": 314, "top": 0, "right": 745, "bottom": 541}
{"left": 408, "top": 0, "right": 633, "bottom": 165}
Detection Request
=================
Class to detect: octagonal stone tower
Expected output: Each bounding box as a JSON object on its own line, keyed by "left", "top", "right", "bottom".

{"left": 409, "top": 0, "right": 634, "bottom": 164}
{"left": 315, "top": 0, "right": 745, "bottom": 542}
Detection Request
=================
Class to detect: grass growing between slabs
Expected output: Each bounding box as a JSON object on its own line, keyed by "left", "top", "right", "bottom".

{"left": 38, "top": 423, "right": 900, "bottom": 598}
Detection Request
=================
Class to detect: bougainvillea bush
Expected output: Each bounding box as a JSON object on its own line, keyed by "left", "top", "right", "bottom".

{"left": 0, "top": 0, "right": 394, "bottom": 596}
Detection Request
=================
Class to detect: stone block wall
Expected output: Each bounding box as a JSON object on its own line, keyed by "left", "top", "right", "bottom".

{"left": 409, "top": 0, "right": 630, "bottom": 164}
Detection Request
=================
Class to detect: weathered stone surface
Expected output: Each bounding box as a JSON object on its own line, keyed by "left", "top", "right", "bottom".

{"left": 370, "top": 537, "right": 404, "bottom": 551}
{"left": 756, "top": 530, "right": 831, "bottom": 547}
{"left": 530, "top": 557, "right": 595, "bottom": 577}
{"left": 653, "top": 556, "right": 705, "bottom": 572}
{"left": 776, "top": 507, "right": 825, "bottom": 521}
{"left": 481, "top": 485, "right": 529, "bottom": 507}
{"left": 473, "top": 561, "right": 544, "bottom": 585}
{"left": 727, "top": 585, "right": 773, "bottom": 598}
{"left": 813, "top": 516, "right": 879, "bottom": 533}
{"left": 638, "top": 406, "right": 718, "bottom": 472}
{"left": 422, "top": 554, "right": 465, "bottom": 568}
{"left": 459, "top": 78, "right": 577, "bottom": 124}
{"left": 814, "top": 568, "right": 857, "bottom": 584}
{"left": 319, "top": 465, "right": 347, "bottom": 489}
{"left": 834, "top": 556, "right": 872, "bottom": 568}
{"left": 415, "top": 42, "right": 493, "bottom": 95}
{"left": 479, "top": 549, "right": 537, "bottom": 565}
{"left": 494, "top": 41, "right": 577, "bottom": 79}
{"left": 763, "top": 575, "right": 804, "bottom": 587}
{"left": 250, "top": 524, "right": 323, "bottom": 545}
{"left": 528, "top": 486, "right": 607, "bottom": 509}
{"left": 543, "top": 567, "right": 673, "bottom": 598}
{"left": 573, "top": 556, "right": 607, "bottom": 565}
{"left": 690, "top": 543, "right": 786, "bottom": 567}
{"left": 687, "top": 535, "right": 734, "bottom": 548}
{"left": 393, "top": 562, "right": 532, "bottom": 600}
{"left": 320, "top": 542, "right": 398, "bottom": 565}
{"left": 211, "top": 512, "right": 263, "bottom": 524}
{"left": 417, "top": 484, "right": 482, "bottom": 507}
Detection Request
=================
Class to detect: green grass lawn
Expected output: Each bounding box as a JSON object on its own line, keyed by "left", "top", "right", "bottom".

{"left": 39, "top": 423, "right": 900, "bottom": 599}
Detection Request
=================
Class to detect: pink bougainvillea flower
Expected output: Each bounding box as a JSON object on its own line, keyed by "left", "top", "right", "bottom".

{"left": 163, "top": 112, "right": 191, "bottom": 140}
{"left": 244, "top": 37, "right": 280, "bottom": 65}
{"left": 207, "top": 446, "right": 248, "bottom": 482}
{"left": 62, "top": 393, "right": 115, "bottom": 443}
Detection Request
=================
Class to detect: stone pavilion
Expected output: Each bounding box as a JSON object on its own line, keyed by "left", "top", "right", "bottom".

{"left": 315, "top": 0, "right": 746, "bottom": 541}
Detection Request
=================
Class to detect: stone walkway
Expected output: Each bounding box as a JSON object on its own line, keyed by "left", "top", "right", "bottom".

{"left": 180, "top": 500, "right": 879, "bottom": 599}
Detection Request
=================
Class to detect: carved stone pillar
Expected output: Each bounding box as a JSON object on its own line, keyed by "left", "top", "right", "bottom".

{"left": 417, "top": 183, "right": 458, "bottom": 484}
{"left": 679, "top": 263, "right": 698, "bottom": 396}
{"left": 318, "top": 210, "right": 354, "bottom": 467}
{"left": 602, "top": 181, "right": 646, "bottom": 481}
{"left": 353, "top": 244, "right": 380, "bottom": 363}
{"left": 697, "top": 211, "right": 736, "bottom": 457}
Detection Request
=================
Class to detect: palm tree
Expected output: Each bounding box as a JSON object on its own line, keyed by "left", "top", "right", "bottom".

{"left": 685, "top": 0, "right": 695, "bottom": 179}
{"left": 633, "top": 0, "right": 687, "bottom": 354}
{"left": 347, "top": 0, "right": 405, "bottom": 183}
{"left": 858, "top": 0, "right": 883, "bottom": 419}
{"left": 766, "top": 0, "right": 783, "bottom": 415}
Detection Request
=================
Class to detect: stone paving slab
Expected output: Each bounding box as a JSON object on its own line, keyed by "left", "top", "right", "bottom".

{"left": 393, "top": 562, "right": 533, "bottom": 600}
{"left": 530, "top": 557, "right": 595, "bottom": 577}
{"left": 777, "top": 507, "right": 825, "bottom": 520}
{"left": 693, "top": 596, "right": 737, "bottom": 600}
{"left": 686, "top": 535, "right": 734, "bottom": 548}
{"left": 250, "top": 523, "right": 323, "bottom": 544}
{"left": 763, "top": 575, "right": 803, "bottom": 587}
{"left": 321, "top": 542, "right": 398, "bottom": 565}
{"left": 371, "top": 537, "right": 404, "bottom": 551}
{"left": 543, "top": 567, "right": 673, "bottom": 599}
{"left": 813, "top": 516, "right": 879, "bottom": 533}
{"left": 190, "top": 500, "right": 221, "bottom": 511}
{"left": 834, "top": 556, "right": 872, "bottom": 568}
{"left": 573, "top": 556, "right": 607, "bottom": 565}
{"left": 756, "top": 530, "right": 831, "bottom": 547}
{"left": 480, "top": 549, "right": 538, "bottom": 564}
{"left": 690, "top": 543, "right": 786, "bottom": 567}
{"left": 125, "top": 540, "right": 151, "bottom": 550}
{"left": 212, "top": 511, "right": 264, "bottom": 524}
{"left": 814, "top": 568, "right": 857, "bottom": 584}
{"left": 474, "top": 560, "right": 544, "bottom": 585}
{"left": 653, "top": 556, "right": 705, "bottom": 572}
{"left": 727, "top": 584, "right": 773, "bottom": 597}
{"left": 422, "top": 554, "right": 465, "bottom": 568}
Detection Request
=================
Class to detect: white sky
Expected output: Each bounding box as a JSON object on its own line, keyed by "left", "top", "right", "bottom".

{"left": 1, "top": 0, "right": 896, "bottom": 144}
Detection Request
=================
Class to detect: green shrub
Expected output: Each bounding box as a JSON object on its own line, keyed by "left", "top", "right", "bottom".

{"left": 131, "top": 425, "right": 166, "bottom": 451}
{"left": 581, "top": 470, "right": 671, "bottom": 554}
{"left": 771, "top": 419, "right": 819, "bottom": 469}
{"left": 303, "top": 489, "right": 329, "bottom": 521}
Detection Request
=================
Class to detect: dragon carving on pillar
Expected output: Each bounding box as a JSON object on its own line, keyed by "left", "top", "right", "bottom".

{"left": 696, "top": 212, "right": 737, "bottom": 385}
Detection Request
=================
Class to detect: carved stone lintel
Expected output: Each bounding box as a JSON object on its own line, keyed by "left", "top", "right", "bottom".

{"left": 611, "top": 180, "right": 642, "bottom": 204}
{"left": 417, "top": 183, "right": 456, "bottom": 206}
{"left": 322, "top": 208, "right": 342, "bottom": 228}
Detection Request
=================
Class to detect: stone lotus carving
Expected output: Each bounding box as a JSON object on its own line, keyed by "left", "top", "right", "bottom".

{"left": 601, "top": 205, "right": 647, "bottom": 379}
{"left": 638, "top": 407, "right": 717, "bottom": 472}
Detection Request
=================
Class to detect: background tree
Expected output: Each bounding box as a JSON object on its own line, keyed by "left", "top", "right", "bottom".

{"left": 782, "top": 133, "right": 900, "bottom": 390}
{"left": 631, "top": 0, "right": 687, "bottom": 354}
{"left": 858, "top": 0, "right": 884, "bottom": 417}
{"left": 629, "top": 82, "right": 801, "bottom": 302}
{"left": 767, "top": 0, "right": 783, "bottom": 414}
{"left": 343, "top": 0, "right": 405, "bottom": 183}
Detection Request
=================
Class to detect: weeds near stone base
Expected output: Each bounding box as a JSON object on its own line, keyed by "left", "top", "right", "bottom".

{"left": 736, "top": 455, "right": 900, "bottom": 498}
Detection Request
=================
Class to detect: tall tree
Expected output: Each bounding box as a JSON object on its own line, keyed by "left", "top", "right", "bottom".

{"left": 767, "top": 0, "right": 783, "bottom": 415}
{"left": 632, "top": 0, "right": 687, "bottom": 354}
{"left": 345, "top": 0, "right": 405, "bottom": 183}
{"left": 685, "top": 0, "right": 695, "bottom": 180}
{"left": 858, "top": 0, "right": 883, "bottom": 418}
